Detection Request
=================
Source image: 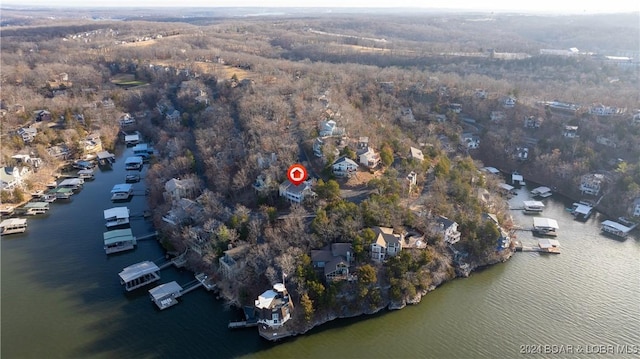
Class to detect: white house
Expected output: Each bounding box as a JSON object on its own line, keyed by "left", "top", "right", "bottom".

{"left": 370, "top": 226, "right": 403, "bottom": 262}
{"left": 278, "top": 181, "right": 315, "bottom": 203}
{"left": 563, "top": 125, "right": 579, "bottom": 138}
{"left": 579, "top": 173, "right": 605, "bottom": 196}
{"left": 503, "top": 96, "right": 516, "bottom": 108}
{"left": 17, "top": 127, "right": 37, "bottom": 143}
{"left": 462, "top": 133, "right": 480, "bottom": 149}
{"left": 631, "top": 197, "right": 640, "bottom": 217}
{"left": 358, "top": 147, "right": 381, "bottom": 169}
{"left": 0, "top": 166, "right": 30, "bottom": 190}
{"left": 332, "top": 156, "right": 358, "bottom": 177}
{"left": 119, "top": 113, "right": 136, "bottom": 127}
{"left": 433, "top": 216, "right": 461, "bottom": 244}
{"left": 254, "top": 283, "right": 293, "bottom": 328}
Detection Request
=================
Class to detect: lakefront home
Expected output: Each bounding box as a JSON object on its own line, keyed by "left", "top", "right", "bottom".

{"left": 433, "top": 216, "right": 461, "bottom": 244}
{"left": 370, "top": 226, "right": 403, "bottom": 262}
{"left": 311, "top": 243, "right": 354, "bottom": 283}
{"left": 332, "top": 156, "right": 358, "bottom": 177}
{"left": 579, "top": 173, "right": 605, "bottom": 196}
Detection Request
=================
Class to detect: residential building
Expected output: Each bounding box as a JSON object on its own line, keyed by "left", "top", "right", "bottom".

{"left": 399, "top": 107, "right": 416, "bottom": 122}
{"left": 119, "top": 113, "right": 136, "bottom": 127}
{"left": 462, "top": 133, "right": 480, "bottom": 149}
{"left": 166, "top": 109, "right": 181, "bottom": 123}
{"left": 0, "top": 166, "right": 30, "bottom": 190}
{"left": 310, "top": 243, "right": 353, "bottom": 282}
{"left": 332, "top": 156, "right": 358, "bottom": 177}
{"left": 503, "top": 96, "right": 516, "bottom": 108}
{"left": 589, "top": 104, "right": 625, "bottom": 116}
{"left": 631, "top": 197, "right": 640, "bottom": 217}
{"left": 407, "top": 171, "right": 417, "bottom": 186}
{"left": 524, "top": 116, "right": 542, "bottom": 128}
{"left": 632, "top": 111, "right": 640, "bottom": 126}
{"left": 253, "top": 174, "right": 275, "bottom": 195}
{"left": 164, "top": 177, "right": 197, "bottom": 202}
{"left": 254, "top": 283, "right": 294, "bottom": 328}
{"left": 219, "top": 244, "right": 249, "bottom": 280}
{"left": 34, "top": 110, "right": 52, "bottom": 122}
{"left": 313, "top": 137, "right": 324, "bottom": 157}
{"left": 278, "top": 180, "right": 315, "bottom": 203}
{"left": 318, "top": 119, "right": 345, "bottom": 137}
{"left": 370, "top": 226, "right": 403, "bottom": 262}
{"left": 358, "top": 147, "right": 381, "bottom": 169}
{"left": 516, "top": 147, "right": 529, "bottom": 161}
{"left": 563, "top": 125, "right": 579, "bottom": 138}
{"left": 432, "top": 216, "right": 461, "bottom": 244}
{"left": 580, "top": 173, "right": 605, "bottom": 196}
{"left": 17, "top": 127, "right": 37, "bottom": 143}
{"left": 357, "top": 136, "right": 369, "bottom": 150}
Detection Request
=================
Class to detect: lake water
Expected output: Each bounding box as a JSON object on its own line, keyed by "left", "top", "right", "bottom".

{"left": 2, "top": 150, "right": 639, "bottom": 358}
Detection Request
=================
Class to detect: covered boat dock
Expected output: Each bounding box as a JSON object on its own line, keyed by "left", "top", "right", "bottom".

{"left": 119, "top": 261, "right": 161, "bottom": 291}
{"left": 104, "top": 207, "right": 130, "bottom": 228}
{"left": 104, "top": 228, "right": 137, "bottom": 254}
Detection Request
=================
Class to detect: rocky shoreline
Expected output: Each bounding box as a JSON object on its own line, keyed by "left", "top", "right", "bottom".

{"left": 258, "top": 247, "right": 515, "bottom": 341}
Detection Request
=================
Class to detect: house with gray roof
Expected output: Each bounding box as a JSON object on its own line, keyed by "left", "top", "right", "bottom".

{"left": 370, "top": 226, "right": 403, "bottom": 262}
{"left": 311, "top": 243, "right": 354, "bottom": 282}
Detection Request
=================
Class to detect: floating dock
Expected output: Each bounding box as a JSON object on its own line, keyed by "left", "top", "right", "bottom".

{"left": 149, "top": 273, "right": 217, "bottom": 310}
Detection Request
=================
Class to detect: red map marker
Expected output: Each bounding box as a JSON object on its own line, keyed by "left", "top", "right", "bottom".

{"left": 287, "top": 164, "right": 308, "bottom": 186}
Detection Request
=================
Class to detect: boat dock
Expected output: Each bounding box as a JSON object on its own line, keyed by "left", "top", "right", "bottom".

{"left": 136, "top": 231, "right": 158, "bottom": 241}
{"left": 149, "top": 272, "right": 217, "bottom": 310}
{"left": 514, "top": 239, "right": 561, "bottom": 254}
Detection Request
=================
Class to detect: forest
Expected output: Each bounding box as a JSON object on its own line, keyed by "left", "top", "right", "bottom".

{"left": 1, "top": 7, "right": 639, "bottom": 332}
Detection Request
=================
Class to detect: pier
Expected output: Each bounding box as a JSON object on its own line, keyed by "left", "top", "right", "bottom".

{"left": 149, "top": 272, "right": 217, "bottom": 310}
{"left": 136, "top": 231, "right": 159, "bottom": 241}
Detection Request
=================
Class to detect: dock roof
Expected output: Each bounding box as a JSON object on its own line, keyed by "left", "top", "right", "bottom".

{"left": 111, "top": 184, "right": 132, "bottom": 193}
{"left": 149, "top": 281, "right": 183, "bottom": 300}
{"left": 539, "top": 238, "right": 560, "bottom": 248}
{"left": 601, "top": 220, "right": 632, "bottom": 233}
{"left": 119, "top": 261, "right": 160, "bottom": 282}
{"left": 1, "top": 218, "right": 27, "bottom": 227}
{"left": 125, "top": 156, "right": 143, "bottom": 164}
{"left": 533, "top": 217, "right": 559, "bottom": 229}
{"left": 104, "top": 207, "right": 129, "bottom": 220}
{"left": 59, "top": 178, "right": 84, "bottom": 186}
{"left": 24, "top": 202, "right": 49, "bottom": 209}
{"left": 523, "top": 200, "right": 545, "bottom": 207}
{"left": 103, "top": 228, "right": 135, "bottom": 245}
{"left": 573, "top": 203, "right": 593, "bottom": 215}
{"left": 49, "top": 187, "right": 74, "bottom": 194}
{"left": 97, "top": 151, "right": 115, "bottom": 160}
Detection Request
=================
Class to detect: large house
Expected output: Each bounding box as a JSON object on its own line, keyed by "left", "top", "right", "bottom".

{"left": 17, "top": 127, "right": 37, "bottom": 143}
{"left": 311, "top": 243, "right": 353, "bottom": 282}
{"left": 318, "top": 119, "right": 345, "bottom": 137}
{"left": 579, "top": 173, "right": 605, "bottom": 196}
{"left": 254, "top": 283, "right": 294, "bottom": 328}
{"left": 164, "top": 177, "right": 197, "bottom": 202}
{"left": 278, "top": 180, "right": 315, "bottom": 203}
{"left": 0, "top": 166, "right": 30, "bottom": 190}
{"left": 332, "top": 156, "right": 358, "bottom": 177}
{"left": 358, "top": 147, "right": 381, "bottom": 169}
{"left": 370, "top": 226, "right": 403, "bottom": 262}
{"left": 432, "top": 216, "right": 461, "bottom": 244}
{"left": 218, "top": 244, "right": 249, "bottom": 280}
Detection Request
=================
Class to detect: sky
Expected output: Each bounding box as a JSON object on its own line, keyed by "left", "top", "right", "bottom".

{"left": 5, "top": 0, "right": 640, "bottom": 14}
